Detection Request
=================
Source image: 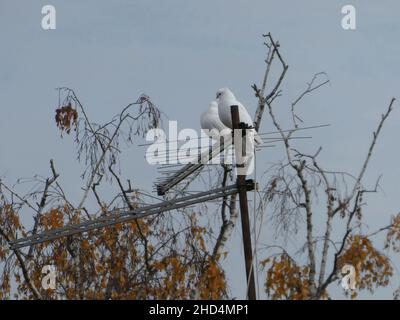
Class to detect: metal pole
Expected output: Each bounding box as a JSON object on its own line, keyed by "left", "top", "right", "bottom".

{"left": 230, "top": 105, "right": 257, "bottom": 300}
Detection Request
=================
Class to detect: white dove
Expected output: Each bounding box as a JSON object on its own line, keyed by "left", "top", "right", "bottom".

{"left": 216, "top": 88, "right": 262, "bottom": 144}
{"left": 200, "top": 101, "right": 230, "bottom": 139}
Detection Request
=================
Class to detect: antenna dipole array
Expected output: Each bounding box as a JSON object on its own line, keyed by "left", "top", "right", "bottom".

{"left": 155, "top": 136, "right": 232, "bottom": 195}
{"left": 10, "top": 180, "right": 254, "bottom": 250}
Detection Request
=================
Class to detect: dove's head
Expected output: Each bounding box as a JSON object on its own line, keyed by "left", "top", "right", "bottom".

{"left": 216, "top": 88, "right": 235, "bottom": 101}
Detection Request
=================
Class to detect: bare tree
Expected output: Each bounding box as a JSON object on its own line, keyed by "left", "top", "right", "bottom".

{"left": 253, "top": 34, "right": 398, "bottom": 299}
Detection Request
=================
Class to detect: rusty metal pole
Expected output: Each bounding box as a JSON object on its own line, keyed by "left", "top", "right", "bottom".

{"left": 230, "top": 105, "right": 256, "bottom": 300}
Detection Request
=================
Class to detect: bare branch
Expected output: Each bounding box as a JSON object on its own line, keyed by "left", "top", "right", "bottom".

{"left": 253, "top": 33, "right": 289, "bottom": 132}
{"left": 345, "top": 98, "right": 396, "bottom": 205}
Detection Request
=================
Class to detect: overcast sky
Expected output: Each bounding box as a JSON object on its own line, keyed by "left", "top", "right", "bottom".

{"left": 1, "top": 1, "right": 399, "bottom": 299}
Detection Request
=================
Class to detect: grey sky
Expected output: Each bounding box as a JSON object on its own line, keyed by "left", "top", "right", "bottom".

{"left": 1, "top": 0, "right": 399, "bottom": 299}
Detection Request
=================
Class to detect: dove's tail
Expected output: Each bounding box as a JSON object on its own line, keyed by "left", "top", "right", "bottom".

{"left": 254, "top": 131, "right": 263, "bottom": 145}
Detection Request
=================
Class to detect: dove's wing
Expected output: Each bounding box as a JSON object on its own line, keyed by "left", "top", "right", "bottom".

{"left": 237, "top": 103, "right": 254, "bottom": 127}
{"left": 201, "top": 107, "right": 229, "bottom": 139}
{"left": 216, "top": 89, "right": 262, "bottom": 144}
{"left": 200, "top": 111, "right": 213, "bottom": 131}
{"left": 236, "top": 103, "right": 261, "bottom": 145}
{"left": 219, "top": 99, "right": 253, "bottom": 127}
{"left": 209, "top": 109, "right": 228, "bottom": 132}
{"left": 237, "top": 103, "right": 263, "bottom": 144}
{"left": 217, "top": 97, "right": 235, "bottom": 128}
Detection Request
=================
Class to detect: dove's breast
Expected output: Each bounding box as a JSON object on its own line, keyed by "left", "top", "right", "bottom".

{"left": 217, "top": 100, "right": 233, "bottom": 128}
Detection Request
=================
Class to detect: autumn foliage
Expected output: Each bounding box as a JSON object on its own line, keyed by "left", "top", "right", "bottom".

{"left": 262, "top": 254, "right": 313, "bottom": 300}
{"left": 0, "top": 203, "right": 227, "bottom": 300}
{"left": 337, "top": 235, "right": 393, "bottom": 298}
{"left": 55, "top": 103, "right": 78, "bottom": 135}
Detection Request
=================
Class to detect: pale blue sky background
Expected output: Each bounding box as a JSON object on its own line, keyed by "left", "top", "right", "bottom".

{"left": 0, "top": 0, "right": 399, "bottom": 299}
